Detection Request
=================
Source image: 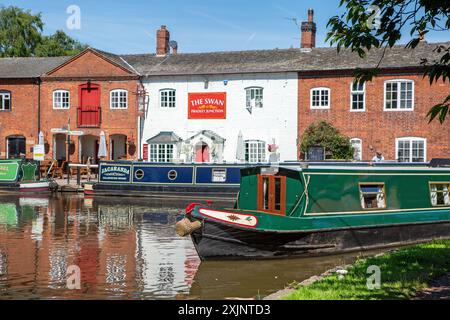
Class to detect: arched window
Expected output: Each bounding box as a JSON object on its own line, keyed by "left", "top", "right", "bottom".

{"left": 350, "top": 138, "right": 363, "bottom": 161}
{"left": 384, "top": 79, "right": 414, "bottom": 111}
{"left": 53, "top": 90, "right": 70, "bottom": 109}
{"left": 110, "top": 89, "right": 128, "bottom": 109}
{"left": 0, "top": 90, "right": 11, "bottom": 111}
{"left": 310, "top": 87, "right": 330, "bottom": 109}
{"left": 396, "top": 137, "right": 426, "bottom": 162}
{"left": 160, "top": 89, "right": 176, "bottom": 108}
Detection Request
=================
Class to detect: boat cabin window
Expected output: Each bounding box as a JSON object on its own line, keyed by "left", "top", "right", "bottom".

{"left": 258, "top": 175, "right": 286, "bottom": 215}
{"left": 359, "top": 184, "right": 386, "bottom": 210}
{"left": 430, "top": 183, "right": 450, "bottom": 207}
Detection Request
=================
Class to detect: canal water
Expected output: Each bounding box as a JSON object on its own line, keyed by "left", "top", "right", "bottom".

{"left": 0, "top": 194, "right": 372, "bottom": 300}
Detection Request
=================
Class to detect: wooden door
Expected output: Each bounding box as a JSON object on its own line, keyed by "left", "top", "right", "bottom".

{"left": 257, "top": 175, "right": 286, "bottom": 215}
{"left": 78, "top": 83, "right": 101, "bottom": 127}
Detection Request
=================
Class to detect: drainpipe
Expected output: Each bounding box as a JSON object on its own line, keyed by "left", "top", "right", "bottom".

{"left": 37, "top": 78, "right": 41, "bottom": 137}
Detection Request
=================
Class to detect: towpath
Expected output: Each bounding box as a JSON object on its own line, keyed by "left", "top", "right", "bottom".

{"left": 414, "top": 273, "right": 450, "bottom": 300}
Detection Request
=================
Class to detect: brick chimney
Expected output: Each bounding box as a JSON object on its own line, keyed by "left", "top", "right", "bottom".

{"left": 156, "top": 25, "right": 170, "bottom": 56}
{"left": 301, "top": 9, "right": 316, "bottom": 49}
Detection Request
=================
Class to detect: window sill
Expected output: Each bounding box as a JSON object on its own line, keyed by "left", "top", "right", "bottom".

{"left": 383, "top": 108, "right": 414, "bottom": 112}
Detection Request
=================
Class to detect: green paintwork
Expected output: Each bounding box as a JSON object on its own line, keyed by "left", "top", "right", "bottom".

{"left": 20, "top": 162, "right": 37, "bottom": 182}
{"left": 193, "top": 164, "right": 450, "bottom": 233}
{"left": 0, "top": 160, "right": 20, "bottom": 182}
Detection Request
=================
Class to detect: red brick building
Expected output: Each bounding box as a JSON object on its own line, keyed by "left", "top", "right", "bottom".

{"left": 295, "top": 10, "right": 449, "bottom": 162}
{"left": 39, "top": 48, "right": 140, "bottom": 164}
{"left": 298, "top": 71, "right": 449, "bottom": 161}
{"left": 0, "top": 49, "right": 141, "bottom": 163}
{"left": 0, "top": 57, "right": 68, "bottom": 159}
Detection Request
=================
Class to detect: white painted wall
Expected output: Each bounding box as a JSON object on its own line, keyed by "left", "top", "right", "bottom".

{"left": 141, "top": 72, "right": 298, "bottom": 163}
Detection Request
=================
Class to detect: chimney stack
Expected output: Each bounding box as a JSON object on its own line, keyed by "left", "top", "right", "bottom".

{"left": 156, "top": 25, "right": 170, "bottom": 56}
{"left": 301, "top": 9, "right": 316, "bottom": 49}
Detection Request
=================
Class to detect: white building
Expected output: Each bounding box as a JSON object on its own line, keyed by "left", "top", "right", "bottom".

{"left": 139, "top": 73, "right": 298, "bottom": 163}
{"left": 124, "top": 26, "right": 300, "bottom": 164}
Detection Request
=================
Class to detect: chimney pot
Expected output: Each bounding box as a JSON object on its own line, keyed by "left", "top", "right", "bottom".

{"left": 301, "top": 9, "right": 317, "bottom": 49}
{"left": 156, "top": 25, "right": 170, "bottom": 56}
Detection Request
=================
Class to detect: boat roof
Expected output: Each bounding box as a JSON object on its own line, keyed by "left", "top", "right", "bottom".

{"left": 245, "top": 161, "right": 450, "bottom": 175}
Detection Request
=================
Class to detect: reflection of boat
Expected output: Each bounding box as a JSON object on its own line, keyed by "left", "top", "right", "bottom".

{"left": 86, "top": 161, "right": 244, "bottom": 200}
{"left": 178, "top": 161, "right": 450, "bottom": 260}
{"left": 0, "top": 203, "right": 18, "bottom": 226}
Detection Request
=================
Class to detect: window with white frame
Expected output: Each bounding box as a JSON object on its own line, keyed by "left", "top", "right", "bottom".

{"left": 350, "top": 138, "right": 363, "bottom": 161}
{"left": 0, "top": 91, "right": 11, "bottom": 111}
{"left": 246, "top": 87, "right": 263, "bottom": 109}
{"left": 149, "top": 144, "right": 174, "bottom": 162}
{"left": 110, "top": 89, "right": 128, "bottom": 109}
{"left": 430, "top": 183, "right": 450, "bottom": 207}
{"left": 385, "top": 80, "right": 414, "bottom": 110}
{"left": 53, "top": 90, "right": 70, "bottom": 109}
{"left": 245, "top": 140, "right": 266, "bottom": 163}
{"left": 396, "top": 137, "right": 426, "bottom": 163}
{"left": 160, "top": 89, "right": 176, "bottom": 108}
{"left": 350, "top": 82, "right": 365, "bottom": 111}
{"left": 310, "top": 87, "right": 330, "bottom": 109}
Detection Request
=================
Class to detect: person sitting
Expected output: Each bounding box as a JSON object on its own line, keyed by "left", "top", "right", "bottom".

{"left": 372, "top": 151, "right": 385, "bottom": 163}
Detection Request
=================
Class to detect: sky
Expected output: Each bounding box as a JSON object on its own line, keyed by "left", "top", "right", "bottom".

{"left": 2, "top": 0, "right": 449, "bottom": 55}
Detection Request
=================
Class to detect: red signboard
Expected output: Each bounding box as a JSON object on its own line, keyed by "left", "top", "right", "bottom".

{"left": 188, "top": 92, "right": 227, "bottom": 119}
{"left": 142, "top": 144, "right": 149, "bottom": 161}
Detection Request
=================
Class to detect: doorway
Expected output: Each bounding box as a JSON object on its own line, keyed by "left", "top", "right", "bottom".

{"left": 7, "top": 136, "right": 26, "bottom": 159}
{"left": 53, "top": 134, "right": 67, "bottom": 161}
{"left": 110, "top": 134, "right": 127, "bottom": 161}
{"left": 79, "top": 135, "right": 100, "bottom": 164}
{"left": 195, "top": 142, "right": 210, "bottom": 163}
{"left": 257, "top": 175, "right": 286, "bottom": 216}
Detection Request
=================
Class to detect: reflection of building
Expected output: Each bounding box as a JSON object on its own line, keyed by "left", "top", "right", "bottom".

{"left": 0, "top": 196, "right": 200, "bottom": 299}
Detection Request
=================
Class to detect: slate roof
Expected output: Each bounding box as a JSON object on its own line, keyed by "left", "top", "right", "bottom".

{"left": 0, "top": 41, "right": 447, "bottom": 79}
{"left": 147, "top": 131, "right": 183, "bottom": 144}
{"left": 0, "top": 56, "right": 71, "bottom": 78}
{"left": 122, "top": 41, "right": 448, "bottom": 76}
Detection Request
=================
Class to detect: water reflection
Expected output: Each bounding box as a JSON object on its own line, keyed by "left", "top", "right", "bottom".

{"left": 0, "top": 195, "right": 376, "bottom": 300}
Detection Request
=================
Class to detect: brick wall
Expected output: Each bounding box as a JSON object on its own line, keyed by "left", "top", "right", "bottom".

{"left": 0, "top": 79, "right": 39, "bottom": 159}
{"left": 298, "top": 72, "right": 450, "bottom": 161}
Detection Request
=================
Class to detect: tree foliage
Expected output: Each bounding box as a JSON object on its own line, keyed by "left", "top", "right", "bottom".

{"left": 327, "top": 0, "right": 450, "bottom": 123}
{"left": 35, "top": 30, "right": 87, "bottom": 57}
{"left": 0, "top": 6, "right": 86, "bottom": 58}
{"left": 0, "top": 6, "right": 43, "bottom": 57}
{"left": 300, "top": 121, "right": 355, "bottom": 160}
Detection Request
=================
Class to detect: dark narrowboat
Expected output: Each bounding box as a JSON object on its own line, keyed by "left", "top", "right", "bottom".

{"left": 86, "top": 161, "right": 246, "bottom": 201}
{"left": 176, "top": 161, "right": 450, "bottom": 260}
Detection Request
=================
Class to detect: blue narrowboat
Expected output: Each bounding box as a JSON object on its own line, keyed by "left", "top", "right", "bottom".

{"left": 85, "top": 161, "right": 246, "bottom": 201}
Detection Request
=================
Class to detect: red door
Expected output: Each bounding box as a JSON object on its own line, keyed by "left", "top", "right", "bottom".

{"left": 78, "top": 83, "right": 101, "bottom": 127}
{"left": 195, "top": 143, "right": 210, "bottom": 163}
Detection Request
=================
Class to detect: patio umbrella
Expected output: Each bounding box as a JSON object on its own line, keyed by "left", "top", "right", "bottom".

{"left": 98, "top": 131, "right": 107, "bottom": 159}
{"left": 38, "top": 131, "right": 45, "bottom": 145}
{"left": 236, "top": 131, "right": 245, "bottom": 162}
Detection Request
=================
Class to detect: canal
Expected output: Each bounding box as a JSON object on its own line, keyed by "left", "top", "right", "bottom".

{"left": 0, "top": 194, "right": 371, "bottom": 300}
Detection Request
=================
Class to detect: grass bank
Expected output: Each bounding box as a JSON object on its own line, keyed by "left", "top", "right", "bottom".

{"left": 284, "top": 240, "right": 450, "bottom": 300}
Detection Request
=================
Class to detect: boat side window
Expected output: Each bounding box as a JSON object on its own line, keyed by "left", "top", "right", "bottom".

{"left": 359, "top": 183, "right": 387, "bottom": 210}
{"left": 430, "top": 183, "right": 450, "bottom": 207}
{"left": 257, "top": 174, "right": 286, "bottom": 215}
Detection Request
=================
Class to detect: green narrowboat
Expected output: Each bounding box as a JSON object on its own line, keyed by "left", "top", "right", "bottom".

{"left": 0, "top": 159, "right": 55, "bottom": 193}
{"left": 176, "top": 161, "right": 450, "bottom": 260}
